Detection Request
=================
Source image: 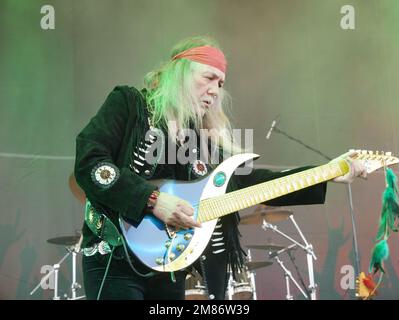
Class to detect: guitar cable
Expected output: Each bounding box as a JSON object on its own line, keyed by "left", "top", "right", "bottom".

{"left": 121, "top": 235, "right": 156, "bottom": 278}
{"left": 96, "top": 235, "right": 157, "bottom": 300}
{"left": 109, "top": 213, "right": 156, "bottom": 278}
{"left": 96, "top": 246, "right": 115, "bottom": 300}
{"left": 96, "top": 238, "right": 156, "bottom": 300}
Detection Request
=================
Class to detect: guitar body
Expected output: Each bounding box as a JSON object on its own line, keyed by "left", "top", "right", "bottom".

{"left": 119, "top": 153, "right": 259, "bottom": 272}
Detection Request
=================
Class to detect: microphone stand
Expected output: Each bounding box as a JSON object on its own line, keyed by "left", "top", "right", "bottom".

{"left": 267, "top": 123, "right": 361, "bottom": 292}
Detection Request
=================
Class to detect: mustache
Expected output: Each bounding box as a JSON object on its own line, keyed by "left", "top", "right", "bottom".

{"left": 202, "top": 96, "right": 215, "bottom": 104}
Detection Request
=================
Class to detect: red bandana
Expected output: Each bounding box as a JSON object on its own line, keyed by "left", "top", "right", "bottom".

{"left": 172, "top": 46, "right": 227, "bottom": 74}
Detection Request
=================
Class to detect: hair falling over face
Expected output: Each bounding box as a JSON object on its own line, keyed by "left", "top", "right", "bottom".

{"left": 143, "top": 36, "right": 243, "bottom": 156}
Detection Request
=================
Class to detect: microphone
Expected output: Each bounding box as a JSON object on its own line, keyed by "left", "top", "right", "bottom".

{"left": 266, "top": 119, "right": 277, "bottom": 139}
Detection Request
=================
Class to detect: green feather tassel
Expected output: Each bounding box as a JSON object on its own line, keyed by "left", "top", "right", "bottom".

{"left": 386, "top": 167, "right": 399, "bottom": 194}
{"left": 376, "top": 168, "right": 399, "bottom": 240}
{"left": 369, "top": 239, "right": 390, "bottom": 274}
{"left": 369, "top": 168, "right": 399, "bottom": 276}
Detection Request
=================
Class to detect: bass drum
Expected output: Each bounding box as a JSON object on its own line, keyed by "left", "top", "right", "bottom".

{"left": 185, "top": 270, "right": 208, "bottom": 300}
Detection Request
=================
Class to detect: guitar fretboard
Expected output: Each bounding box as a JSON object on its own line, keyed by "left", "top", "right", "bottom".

{"left": 197, "top": 159, "right": 349, "bottom": 223}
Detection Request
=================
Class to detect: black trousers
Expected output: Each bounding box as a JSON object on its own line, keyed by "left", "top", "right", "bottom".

{"left": 193, "top": 245, "right": 229, "bottom": 300}
{"left": 82, "top": 245, "right": 229, "bottom": 300}
{"left": 82, "top": 252, "right": 187, "bottom": 300}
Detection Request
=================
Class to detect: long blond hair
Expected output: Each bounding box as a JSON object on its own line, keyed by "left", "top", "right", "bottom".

{"left": 144, "top": 36, "right": 242, "bottom": 158}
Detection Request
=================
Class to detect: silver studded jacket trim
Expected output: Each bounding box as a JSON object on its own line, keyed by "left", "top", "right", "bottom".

{"left": 211, "top": 218, "right": 225, "bottom": 254}
{"left": 130, "top": 125, "right": 164, "bottom": 179}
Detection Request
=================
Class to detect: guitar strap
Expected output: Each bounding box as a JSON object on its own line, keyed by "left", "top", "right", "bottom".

{"left": 84, "top": 200, "right": 122, "bottom": 247}
{"left": 84, "top": 200, "right": 156, "bottom": 279}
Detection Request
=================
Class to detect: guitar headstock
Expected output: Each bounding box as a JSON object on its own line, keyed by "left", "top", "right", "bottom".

{"left": 349, "top": 149, "right": 399, "bottom": 174}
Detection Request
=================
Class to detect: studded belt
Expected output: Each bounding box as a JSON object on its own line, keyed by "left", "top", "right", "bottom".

{"left": 82, "top": 240, "right": 112, "bottom": 256}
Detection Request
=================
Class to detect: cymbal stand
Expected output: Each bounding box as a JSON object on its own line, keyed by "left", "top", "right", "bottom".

{"left": 272, "top": 250, "right": 308, "bottom": 300}
{"left": 262, "top": 214, "right": 318, "bottom": 300}
{"left": 247, "top": 250, "right": 257, "bottom": 300}
{"left": 69, "top": 249, "right": 85, "bottom": 300}
{"left": 30, "top": 250, "right": 71, "bottom": 300}
{"left": 30, "top": 246, "right": 85, "bottom": 300}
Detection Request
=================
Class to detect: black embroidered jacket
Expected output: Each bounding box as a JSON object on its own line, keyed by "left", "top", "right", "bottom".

{"left": 74, "top": 85, "right": 328, "bottom": 276}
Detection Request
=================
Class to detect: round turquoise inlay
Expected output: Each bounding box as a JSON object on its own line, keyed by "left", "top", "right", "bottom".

{"left": 213, "top": 172, "right": 226, "bottom": 187}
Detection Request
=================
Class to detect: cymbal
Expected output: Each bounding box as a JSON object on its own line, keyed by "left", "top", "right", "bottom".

{"left": 245, "top": 261, "right": 273, "bottom": 271}
{"left": 240, "top": 205, "right": 293, "bottom": 225}
{"left": 47, "top": 235, "right": 81, "bottom": 246}
{"left": 246, "top": 244, "right": 285, "bottom": 251}
{"left": 68, "top": 173, "right": 86, "bottom": 205}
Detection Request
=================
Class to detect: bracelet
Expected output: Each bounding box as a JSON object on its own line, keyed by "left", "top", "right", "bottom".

{"left": 147, "top": 190, "right": 160, "bottom": 211}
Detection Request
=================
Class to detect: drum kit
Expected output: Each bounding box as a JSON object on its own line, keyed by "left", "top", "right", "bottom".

{"left": 185, "top": 206, "right": 288, "bottom": 300}
{"left": 185, "top": 250, "right": 275, "bottom": 301}
{"left": 243, "top": 204, "right": 317, "bottom": 300}
{"left": 30, "top": 233, "right": 86, "bottom": 300}
{"left": 185, "top": 204, "right": 318, "bottom": 300}
{"left": 226, "top": 250, "right": 274, "bottom": 301}
{"left": 30, "top": 175, "right": 87, "bottom": 299}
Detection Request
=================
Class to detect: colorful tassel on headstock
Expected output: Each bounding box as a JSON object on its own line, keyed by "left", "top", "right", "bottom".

{"left": 376, "top": 168, "right": 399, "bottom": 240}
{"left": 367, "top": 168, "right": 399, "bottom": 280}
{"left": 356, "top": 165, "right": 399, "bottom": 299}
{"left": 369, "top": 239, "right": 389, "bottom": 274}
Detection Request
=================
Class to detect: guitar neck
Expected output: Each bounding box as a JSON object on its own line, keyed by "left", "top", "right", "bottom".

{"left": 197, "top": 159, "right": 349, "bottom": 223}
